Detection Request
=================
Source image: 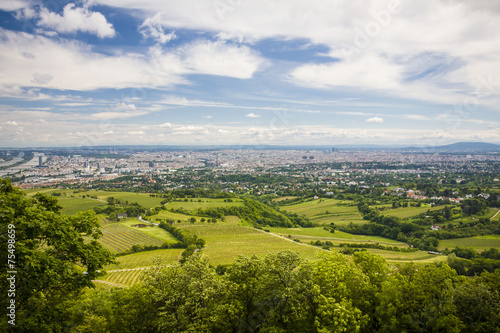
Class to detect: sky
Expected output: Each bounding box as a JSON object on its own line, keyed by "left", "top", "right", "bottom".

{"left": 0, "top": 0, "right": 499, "bottom": 147}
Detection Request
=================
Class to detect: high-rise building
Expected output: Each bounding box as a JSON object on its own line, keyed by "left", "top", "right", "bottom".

{"left": 38, "top": 156, "right": 43, "bottom": 167}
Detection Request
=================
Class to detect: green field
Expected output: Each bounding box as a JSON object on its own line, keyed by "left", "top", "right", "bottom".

{"left": 58, "top": 197, "right": 106, "bottom": 215}
{"left": 176, "top": 216, "right": 323, "bottom": 265}
{"left": 101, "top": 269, "right": 147, "bottom": 287}
{"left": 100, "top": 223, "right": 167, "bottom": 253}
{"left": 267, "top": 226, "right": 408, "bottom": 247}
{"left": 369, "top": 249, "right": 448, "bottom": 263}
{"left": 120, "top": 219, "right": 179, "bottom": 243}
{"left": 87, "top": 191, "right": 165, "bottom": 208}
{"left": 439, "top": 235, "right": 500, "bottom": 250}
{"left": 491, "top": 209, "right": 500, "bottom": 222}
{"left": 378, "top": 204, "right": 444, "bottom": 219}
{"left": 167, "top": 198, "right": 244, "bottom": 211}
{"left": 273, "top": 196, "right": 298, "bottom": 202}
{"left": 152, "top": 209, "right": 199, "bottom": 222}
{"left": 280, "top": 198, "right": 366, "bottom": 226}
{"left": 24, "top": 189, "right": 165, "bottom": 208}
{"left": 106, "top": 249, "right": 183, "bottom": 270}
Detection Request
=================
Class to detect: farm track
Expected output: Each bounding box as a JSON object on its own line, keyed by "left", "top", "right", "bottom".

{"left": 250, "top": 227, "right": 327, "bottom": 251}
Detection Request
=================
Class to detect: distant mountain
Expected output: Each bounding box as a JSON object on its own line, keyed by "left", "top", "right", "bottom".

{"left": 403, "top": 142, "right": 500, "bottom": 152}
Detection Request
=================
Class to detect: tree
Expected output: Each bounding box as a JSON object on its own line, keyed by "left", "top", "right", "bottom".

{"left": 0, "top": 179, "right": 114, "bottom": 332}
{"left": 454, "top": 270, "right": 500, "bottom": 333}
{"left": 444, "top": 206, "right": 452, "bottom": 220}
{"left": 376, "top": 263, "right": 464, "bottom": 333}
{"left": 106, "top": 196, "right": 115, "bottom": 206}
{"left": 145, "top": 254, "right": 231, "bottom": 332}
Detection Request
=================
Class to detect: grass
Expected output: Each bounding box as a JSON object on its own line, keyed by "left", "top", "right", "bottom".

{"left": 58, "top": 197, "right": 105, "bottom": 215}
{"left": 120, "top": 219, "right": 179, "bottom": 243}
{"left": 176, "top": 216, "right": 323, "bottom": 266}
{"left": 378, "top": 205, "right": 444, "bottom": 219}
{"left": 152, "top": 210, "right": 199, "bottom": 222}
{"left": 100, "top": 223, "right": 166, "bottom": 253}
{"left": 88, "top": 191, "right": 165, "bottom": 208}
{"left": 102, "top": 269, "right": 147, "bottom": 287}
{"left": 106, "top": 249, "right": 184, "bottom": 270}
{"left": 491, "top": 209, "right": 500, "bottom": 222}
{"left": 167, "top": 198, "right": 244, "bottom": 211}
{"left": 266, "top": 226, "right": 408, "bottom": 247}
{"left": 273, "top": 196, "right": 298, "bottom": 202}
{"left": 280, "top": 198, "right": 367, "bottom": 226}
{"left": 439, "top": 235, "right": 500, "bottom": 250}
{"left": 369, "top": 249, "right": 448, "bottom": 263}
{"left": 23, "top": 189, "right": 165, "bottom": 209}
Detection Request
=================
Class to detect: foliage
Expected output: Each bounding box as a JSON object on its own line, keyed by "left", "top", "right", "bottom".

{"left": 0, "top": 178, "right": 114, "bottom": 331}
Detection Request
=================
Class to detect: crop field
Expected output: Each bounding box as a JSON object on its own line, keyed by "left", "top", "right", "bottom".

{"left": 101, "top": 269, "right": 147, "bottom": 287}
{"left": 439, "top": 235, "right": 500, "bottom": 250}
{"left": 176, "top": 216, "right": 323, "bottom": 265}
{"left": 491, "top": 209, "right": 500, "bottom": 221}
{"left": 87, "top": 191, "right": 165, "bottom": 208}
{"left": 369, "top": 249, "right": 448, "bottom": 263}
{"left": 23, "top": 189, "right": 165, "bottom": 208}
{"left": 120, "top": 219, "right": 179, "bottom": 243}
{"left": 57, "top": 197, "right": 105, "bottom": 215}
{"left": 266, "top": 226, "right": 408, "bottom": 247}
{"left": 378, "top": 205, "right": 444, "bottom": 219}
{"left": 280, "top": 198, "right": 355, "bottom": 216}
{"left": 166, "top": 198, "right": 244, "bottom": 211}
{"left": 106, "top": 249, "right": 184, "bottom": 270}
{"left": 272, "top": 196, "right": 298, "bottom": 202}
{"left": 99, "top": 223, "right": 167, "bottom": 253}
{"left": 279, "top": 198, "right": 367, "bottom": 225}
{"left": 152, "top": 210, "right": 198, "bottom": 222}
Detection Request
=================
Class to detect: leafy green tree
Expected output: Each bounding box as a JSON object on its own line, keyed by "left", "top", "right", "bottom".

{"left": 145, "top": 254, "right": 231, "bottom": 332}
{"left": 376, "top": 263, "right": 464, "bottom": 333}
{"left": 454, "top": 270, "right": 500, "bottom": 333}
{"left": 0, "top": 179, "right": 114, "bottom": 332}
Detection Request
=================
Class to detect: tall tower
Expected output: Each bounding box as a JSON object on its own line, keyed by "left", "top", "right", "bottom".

{"left": 38, "top": 156, "right": 43, "bottom": 167}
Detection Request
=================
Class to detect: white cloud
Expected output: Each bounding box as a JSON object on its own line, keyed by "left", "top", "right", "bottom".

{"left": 159, "top": 122, "right": 173, "bottom": 128}
{"left": 0, "top": 0, "right": 31, "bottom": 11}
{"left": 139, "top": 14, "right": 176, "bottom": 44}
{"left": 245, "top": 113, "right": 260, "bottom": 118}
{"left": 160, "top": 96, "right": 230, "bottom": 107}
{"left": 90, "top": 102, "right": 149, "bottom": 120}
{"left": 177, "top": 40, "right": 266, "bottom": 79}
{"left": 366, "top": 117, "right": 384, "bottom": 123}
{"left": 6, "top": 121, "right": 19, "bottom": 126}
{"left": 0, "top": 29, "right": 186, "bottom": 91}
{"left": 38, "top": 4, "right": 115, "bottom": 38}
{"left": 93, "top": 0, "right": 500, "bottom": 106}
{"left": 404, "top": 114, "right": 429, "bottom": 120}
{"left": 0, "top": 30, "right": 265, "bottom": 93}
{"left": 202, "top": 115, "right": 213, "bottom": 119}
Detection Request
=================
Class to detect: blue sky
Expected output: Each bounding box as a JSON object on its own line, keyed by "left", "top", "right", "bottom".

{"left": 0, "top": 0, "right": 499, "bottom": 147}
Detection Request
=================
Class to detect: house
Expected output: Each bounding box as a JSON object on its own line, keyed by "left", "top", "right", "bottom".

{"left": 117, "top": 213, "right": 128, "bottom": 219}
{"left": 431, "top": 225, "right": 442, "bottom": 231}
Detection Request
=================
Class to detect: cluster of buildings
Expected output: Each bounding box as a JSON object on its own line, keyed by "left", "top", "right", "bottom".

{"left": 0, "top": 149, "right": 498, "bottom": 190}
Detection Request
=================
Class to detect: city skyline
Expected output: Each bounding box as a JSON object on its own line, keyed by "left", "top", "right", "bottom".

{"left": 1, "top": 0, "right": 500, "bottom": 147}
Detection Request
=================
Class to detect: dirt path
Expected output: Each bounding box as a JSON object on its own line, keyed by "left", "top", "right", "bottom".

{"left": 492, "top": 209, "right": 500, "bottom": 221}
{"left": 250, "top": 227, "right": 327, "bottom": 251}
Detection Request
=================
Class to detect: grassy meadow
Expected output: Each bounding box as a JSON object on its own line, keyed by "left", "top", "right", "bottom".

{"left": 20, "top": 189, "right": 474, "bottom": 287}
{"left": 279, "top": 198, "right": 366, "bottom": 226}
{"left": 439, "top": 235, "right": 500, "bottom": 251}
{"left": 167, "top": 198, "right": 244, "bottom": 211}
